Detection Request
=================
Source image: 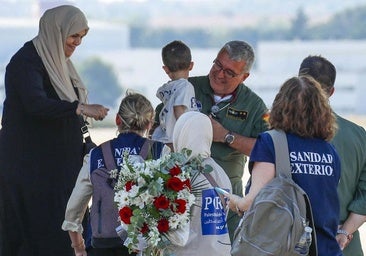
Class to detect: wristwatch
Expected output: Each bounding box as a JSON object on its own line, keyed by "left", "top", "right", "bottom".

{"left": 224, "top": 131, "right": 235, "bottom": 145}
{"left": 337, "top": 229, "right": 353, "bottom": 241}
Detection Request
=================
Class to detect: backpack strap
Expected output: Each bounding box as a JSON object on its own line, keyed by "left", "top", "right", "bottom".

{"left": 267, "top": 129, "right": 318, "bottom": 256}
{"left": 139, "top": 138, "right": 165, "bottom": 160}
{"left": 266, "top": 129, "right": 291, "bottom": 178}
{"left": 139, "top": 138, "right": 153, "bottom": 160}
{"left": 100, "top": 141, "right": 117, "bottom": 170}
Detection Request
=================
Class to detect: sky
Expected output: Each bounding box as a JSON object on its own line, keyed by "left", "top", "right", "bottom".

{"left": 1, "top": 0, "right": 366, "bottom": 28}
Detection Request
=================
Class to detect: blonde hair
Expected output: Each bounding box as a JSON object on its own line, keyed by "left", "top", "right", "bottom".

{"left": 117, "top": 91, "right": 154, "bottom": 134}
{"left": 269, "top": 75, "right": 337, "bottom": 141}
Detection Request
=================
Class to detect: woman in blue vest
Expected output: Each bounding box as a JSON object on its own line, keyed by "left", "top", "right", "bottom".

{"left": 228, "top": 76, "right": 342, "bottom": 256}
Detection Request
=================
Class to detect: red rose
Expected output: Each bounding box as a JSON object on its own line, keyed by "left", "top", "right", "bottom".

{"left": 183, "top": 179, "right": 191, "bottom": 190}
{"left": 166, "top": 176, "right": 184, "bottom": 192}
{"left": 174, "top": 199, "right": 187, "bottom": 214}
{"left": 169, "top": 165, "right": 181, "bottom": 176}
{"left": 153, "top": 195, "right": 170, "bottom": 210}
{"left": 157, "top": 218, "right": 169, "bottom": 233}
{"left": 119, "top": 206, "right": 133, "bottom": 224}
{"left": 140, "top": 222, "right": 149, "bottom": 234}
{"left": 125, "top": 181, "right": 134, "bottom": 191}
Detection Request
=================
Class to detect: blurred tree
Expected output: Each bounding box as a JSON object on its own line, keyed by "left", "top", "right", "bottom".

{"left": 130, "top": 26, "right": 214, "bottom": 48}
{"left": 78, "top": 57, "right": 123, "bottom": 109}
{"left": 309, "top": 5, "right": 366, "bottom": 39}
{"left": 290, "top": 7, "right": 308, "bottom": 40}
{"left": 128, "top": 4, "right": 366, "bottom": 47}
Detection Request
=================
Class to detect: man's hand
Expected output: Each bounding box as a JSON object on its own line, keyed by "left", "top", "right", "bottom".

{"left": 209, "top": 115, "right": 228, "bottom": 143}
{"left": 209, "top": 114, "right": 256, "bottom": 155}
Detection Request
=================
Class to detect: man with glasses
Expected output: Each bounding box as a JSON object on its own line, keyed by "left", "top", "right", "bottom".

{"left": 188, "top": 40, "right": 269, "bottom": 241}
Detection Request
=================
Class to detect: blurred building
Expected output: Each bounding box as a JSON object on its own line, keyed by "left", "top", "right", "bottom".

{"left": 248, "top": 40, "right": 366, "bottom": 115}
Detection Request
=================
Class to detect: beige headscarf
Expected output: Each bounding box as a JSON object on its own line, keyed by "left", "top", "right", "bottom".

{"left": 172, "top": 111, "right": 212, "bottom": 159}
{"left": 32, "top": 5, "right": 88, "bottom": 103}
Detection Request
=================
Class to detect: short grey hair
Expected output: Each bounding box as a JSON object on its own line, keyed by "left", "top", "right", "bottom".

{"left": 219, "top": 40, "right": 255, "bottom": 73}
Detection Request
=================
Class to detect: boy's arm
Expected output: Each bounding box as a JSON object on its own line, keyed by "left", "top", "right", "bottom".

{"left": 173, "top": 105, "right": 188, "bottom": 120}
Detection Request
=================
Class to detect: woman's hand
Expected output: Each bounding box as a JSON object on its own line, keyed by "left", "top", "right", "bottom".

{"left": 77, "top": 103, "right": 109, "bottom": 121}
{"left": 73, "top": 247, "right": 87, "bottom": 256}
{"left": 69, "top": 232, "right": 87, "bottom": 256}
{"left": 226, "top": 193, "right": 247, "bottom": 216}
{"left": 71, "top": 239, "right": 87, "bottom": 256}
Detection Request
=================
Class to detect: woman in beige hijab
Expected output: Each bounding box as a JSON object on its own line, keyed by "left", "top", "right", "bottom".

{"left": 0, "top": 5, "right": 108, "bottom": 256}
{"left": 171, "top": 111, "right": 232, "bottom": 256}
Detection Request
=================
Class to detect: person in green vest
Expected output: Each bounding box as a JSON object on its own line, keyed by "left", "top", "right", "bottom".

{"left": 153, "top": 40, "right": 269, "bottom": 241}
{"left": 299, "top": 55, "right": 366, "bottom": 256}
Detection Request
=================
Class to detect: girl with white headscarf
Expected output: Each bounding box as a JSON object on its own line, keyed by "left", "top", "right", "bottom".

{"left": 0, "top": 5, "right": 108, "bottom": 256}
{"left": 172, "top": 111, "right": 232, "bottom": 256}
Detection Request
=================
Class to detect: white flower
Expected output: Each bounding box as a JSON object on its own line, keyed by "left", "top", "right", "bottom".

{"left": 148, "top": 226, "right": 161, "bottom": 247}
{"left": 139, "top": 190, "right": 154, "bottom": 205}
{"left": 168, "top": 214, "right": 181, "bottom": 230}
{"left": 130, "top": 190, "right": 154, "bottom": 209}
{"left": 128, "top": 184, "right": 139, "bottom": 198}
{"left": 114, "top": 190, "right": 129, "bottom": 208}
{"left": 137, "top": 176, "right": 146, "bottom": 187}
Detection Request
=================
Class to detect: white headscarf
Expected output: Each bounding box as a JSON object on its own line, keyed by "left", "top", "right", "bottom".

{"left": 32, "top": 5, "right": 88, "bottom": 103}
{"left": 172, "top": 111, "right": 212, "bottom": 159}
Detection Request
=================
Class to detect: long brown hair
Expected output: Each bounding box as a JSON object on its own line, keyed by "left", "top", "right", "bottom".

{"left": 269, "top": 75, "right": 337, "bottom": 141}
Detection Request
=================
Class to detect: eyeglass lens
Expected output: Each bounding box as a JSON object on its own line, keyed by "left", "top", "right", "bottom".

{"left": 213, "top": 60, "right": 238, "bottom": 78}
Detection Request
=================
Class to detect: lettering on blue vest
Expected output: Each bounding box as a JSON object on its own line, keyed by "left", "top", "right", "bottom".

{"left": 290, "top": 150, "right": 335, "bottom": 176}
{"left": 201, "top": 188, "right": 228, "bottom": 235}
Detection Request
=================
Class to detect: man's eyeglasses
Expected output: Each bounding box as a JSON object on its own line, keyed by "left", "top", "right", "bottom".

{"left": 212, "top": 59, "right": 242, "bottom": 78}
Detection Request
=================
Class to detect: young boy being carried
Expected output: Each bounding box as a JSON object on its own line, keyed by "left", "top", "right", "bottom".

{"left": 152, "top": 40, "right": 198, "bottom": 149}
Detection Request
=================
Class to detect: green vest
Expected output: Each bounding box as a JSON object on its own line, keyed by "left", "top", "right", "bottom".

{"left": 189, "top": 75, "right": 269, "bottom": 241}
{"left": 333, "top": 114, "right": 366, "bottom": 256}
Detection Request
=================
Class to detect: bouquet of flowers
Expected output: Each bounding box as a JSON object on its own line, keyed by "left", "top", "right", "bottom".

{"left": 112, "top": 148, "right": 211, "bottom": 255}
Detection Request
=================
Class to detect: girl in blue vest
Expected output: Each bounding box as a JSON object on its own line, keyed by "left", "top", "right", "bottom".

{"left": 62, "top": 91, "right": 170, "bottom": 256}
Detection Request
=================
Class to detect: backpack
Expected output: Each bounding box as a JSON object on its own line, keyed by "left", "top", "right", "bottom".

{"left": 231, "top": 129, "right": 318, "bottom": 256}
{"left": 89, "top": 138, "right": 161, "bottom": 248}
